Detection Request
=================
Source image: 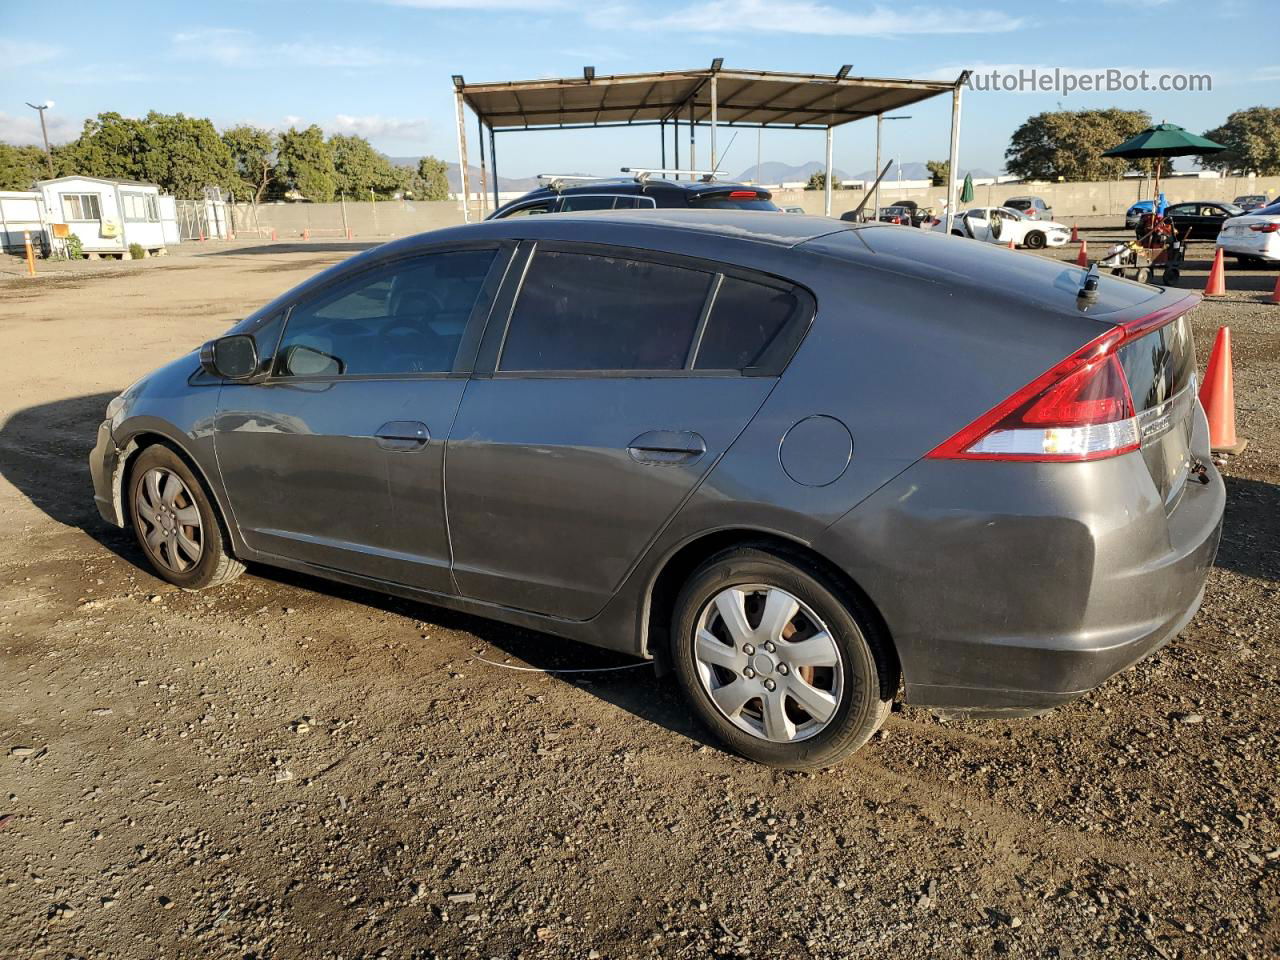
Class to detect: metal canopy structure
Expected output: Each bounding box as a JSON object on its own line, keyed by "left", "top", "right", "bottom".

{"left": 451, "top": 63, "right": 970, "bottom": 225}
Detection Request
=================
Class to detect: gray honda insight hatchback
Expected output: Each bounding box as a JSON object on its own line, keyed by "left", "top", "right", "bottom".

{"left": 90, "top": 211, "right": 1224, "bottom": 768}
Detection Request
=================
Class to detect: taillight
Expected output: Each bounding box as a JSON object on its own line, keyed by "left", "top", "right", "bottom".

{"left": 927, "top": 296, "right": 1199, "bottom": 462}
{"left": 1249, "top": 223, "right": 1280, "bottom": 233}
{"left": 727, "top": 190, "right": 759, "bottom": 199}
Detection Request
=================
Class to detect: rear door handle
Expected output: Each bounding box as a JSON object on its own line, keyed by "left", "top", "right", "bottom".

{"left": 375, "top": 420, "right": 430, "bottom": 451}
{"left": 627, "top": 430, "right": 706, "bottom": 465}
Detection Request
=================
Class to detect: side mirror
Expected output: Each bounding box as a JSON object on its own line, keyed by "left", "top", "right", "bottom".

{"left": 200, "top": 334, "right": 259, "bottom": 381}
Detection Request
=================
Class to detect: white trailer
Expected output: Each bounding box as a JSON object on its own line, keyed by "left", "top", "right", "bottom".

{"left": 36, "top": 176, "right": 178, "bottom": 257}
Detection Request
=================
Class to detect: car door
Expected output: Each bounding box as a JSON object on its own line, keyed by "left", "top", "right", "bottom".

{"left": 215, "top": 244, "right": 509, "bottom": 591}
{"left": 1165, "top": 203, "right": 1196, "bottom": 238}
{"left": 445, "top": 241, "right": 811, "bottom": 620}
{"left": 961, "top": 208, "right": 993, "bottom": 241}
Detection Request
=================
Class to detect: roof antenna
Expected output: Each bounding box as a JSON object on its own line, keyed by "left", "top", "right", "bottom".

{"left": 1076, "top": 262, "right": 1100, "bottom": 309}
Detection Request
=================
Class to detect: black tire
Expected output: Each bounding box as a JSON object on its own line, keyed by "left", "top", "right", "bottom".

{"left": 127, "top": 445, "right": 244, "bottom": 591}
{"left": 670, "top": 546, "right": 896, "bottom": 769}
{"left": 1162, "top": 268, "right": 1181, "bottom": 286}
{"left": 1024, "top": 230, "right": 1046, "bottom": 250}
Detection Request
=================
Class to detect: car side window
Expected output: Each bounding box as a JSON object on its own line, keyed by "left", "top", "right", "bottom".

{"left": 499, "top": 250, "right": 712, "bottom": 372}
{"left": 693, "top": 277, "right": 801, "bottom": 372}
{"left": 275, "top": 249, "right": 497, "bottom": 377}
{"left": 500, "top": 201, "right": 556, "bottom": 218}
{"left": 560, "top": 195, "right": 619, "bottom": 212}
{"left": 1167, "top": 204, "right": 1193, "bottom": 216}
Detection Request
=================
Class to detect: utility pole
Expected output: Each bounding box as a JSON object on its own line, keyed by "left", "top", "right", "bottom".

{"left": 25, "top": 101, "right": 55, "bottom": 178}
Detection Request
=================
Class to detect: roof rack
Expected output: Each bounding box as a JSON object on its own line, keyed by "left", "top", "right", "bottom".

{"left": 621, "top": 167, "right": 720, "bottom": 183}
{"left": 536, "top": 174, "right": 616, "bottom": 192}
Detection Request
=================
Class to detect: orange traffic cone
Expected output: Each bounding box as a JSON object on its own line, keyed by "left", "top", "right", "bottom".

{"left": 1270, "top": 274, "right": 1280, "bottom": 305}
{"left": 1075, "top": 239, "right": 1088, "bottom": 267}
{"left": 1007, "top": 238, "right": 1016, "bottom": 250}
{"left": 1203, "top": 247, "right": 1226, "bottom": 296}
{"left": 1199, "top": 326, "right": 1247, "bottom": 455}
{"left": 1070, "top": 223, "right": 1080, "bottom": 243}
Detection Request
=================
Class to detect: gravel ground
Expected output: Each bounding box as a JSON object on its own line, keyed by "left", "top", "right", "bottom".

{"left": 0, "top": 235, "right": 1277, "bottom": 960}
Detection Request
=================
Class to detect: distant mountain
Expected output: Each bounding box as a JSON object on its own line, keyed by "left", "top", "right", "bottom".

{"left": 852, "top": 162, "right": 998, "bottom": 181}
{"left": 735, "top": 161, "right": 852, "bottom": 184}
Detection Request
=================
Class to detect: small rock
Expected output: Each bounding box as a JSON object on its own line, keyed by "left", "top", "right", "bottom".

{"left": 149, "top": 595, "right": 162, "bottom": 604}
{"left": 273, "top": 769, "right": 295, "bottom": 784}
{"left": 9, "top": 747, "right": 35, "bottom": 758}
{"left": 1010, "top": 916, "right": 1023, "bottom": 929}
{"left": 447, "top": 892, "right": 477, "bottom": 904}
{"left": 91, "top": 708, "right": 113, "bottom": 717}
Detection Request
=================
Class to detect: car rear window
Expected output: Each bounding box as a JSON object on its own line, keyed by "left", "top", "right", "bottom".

{"left": 1118, "top": 312, "right": 1196, "bottom": 411}
{"left": 693, "top": 278, "right": 800, "bottom": 371}
{"left": 500, "top": 250, "right": 712, "bottom": 371}
{"left": 690, "top": 191, "right": 779, "bottom": 212}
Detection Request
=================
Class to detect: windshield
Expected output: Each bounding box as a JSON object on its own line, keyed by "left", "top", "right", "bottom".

{"left": 1222, "top": 204, "right": 1244, "bottom": 215}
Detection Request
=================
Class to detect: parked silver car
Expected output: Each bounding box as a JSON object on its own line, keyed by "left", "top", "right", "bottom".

{"left": 1003, "top": 195, "right": 1053, "bottom": 220}
{"left": 90, "top": 211, "right": 1224, "bottom": 768}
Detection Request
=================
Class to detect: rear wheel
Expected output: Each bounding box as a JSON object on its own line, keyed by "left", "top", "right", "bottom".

{"left": 1135, "top": 267, "right": 1152, "bottom": 284}
{"left": 128, "top": 445, "right": 244, "bottom": 590}
{"left": 1024, "top": 230, "right": 1046, "bottom": 250}
{"left": 670, "top": 547, "right": 895, "bottom": 769}
{"left": 1162, "top": 267, "right": 1181, "bottom": 285}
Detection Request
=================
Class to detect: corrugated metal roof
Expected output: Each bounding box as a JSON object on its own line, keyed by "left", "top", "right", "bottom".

{"left": 459, "top": 68, "right": 958, "bottom": 130}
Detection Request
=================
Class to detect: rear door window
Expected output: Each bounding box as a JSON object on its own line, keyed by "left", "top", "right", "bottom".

{"left": 693, "top": 277, "right": 801, "bottom": 371}
{"left": 499, "top": 250, "right": 712, "bottom": 371}
{"left": 560, "top": 195, "right": 620, "bottom": 212}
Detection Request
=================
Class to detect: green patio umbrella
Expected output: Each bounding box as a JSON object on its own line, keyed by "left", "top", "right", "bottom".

{"left": 1102, "top": 123, "right": 1226, "bottom": 212}
{"left": 960, "top": 172, "right": 974, "bottom": 204}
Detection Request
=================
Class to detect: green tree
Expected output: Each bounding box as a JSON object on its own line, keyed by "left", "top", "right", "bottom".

{"left": 805, "top": 171, "right": 839, "bottom": 191}
{"left": 0, "top": 143, "right": 49, "bottom": 190}
{"left": 926, "top": 159, "right": 949, "bottom": 187}
{"left": 56, "top": 111, "right": 236, "bottom": 197}
{"left": 140, "top": 112, "right": 237, "bottom": 198}
{"left": 1200, "top": 107, "right": 1280, "bottom": 176}
{"left": 1005, "top": 109, "right": 1151, "bottom": 181}
{"left": 409, "top": 156, "right": 450, "bottom": 200}
{"left": 275, "top": 125, "right": 337, "bottom": 201}
{"left": 57, "top": 112, "right": 151, "bottom": 182}
{"left": 222, "top": 125, "right": 276, "bottom": 202}
{"left": 328, "top": 134, "right": 402, "bottom": 199}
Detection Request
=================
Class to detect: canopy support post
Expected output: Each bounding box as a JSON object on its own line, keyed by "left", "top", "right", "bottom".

{"left": 660, "top": 119, "right": 666, "bottom": 168}
{"left": 824, "top": 125, "right": 834, "bottom": 217}
{"left": 944, "top": 74, "right": 967, "bottom": 234}
{"left": 710, "top": 73, "right": 718, "bottom": 172}
{"left": 874, "top": 113, "right": 883, "bottom": 219}
{"left": 476, "top": 115, "right": 489, "bottom": 218}
{"left": 673, "top": 113, "right": 680, "bottom": 173}
{"left": 453, "top": 87, "right": 472, "bottom": 224}
{"left": 490, "top": 125, "right": 499, "bottom": 212}
{"left": 689, "top": 103, "right": 695, "bottom": 179}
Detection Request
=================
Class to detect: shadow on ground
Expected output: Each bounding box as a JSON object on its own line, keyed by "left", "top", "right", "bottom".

{"left": 1217, "top": 475, "right": 1280, "bottom": 582}
{"left": 0, "top": 392, "right": 715, "bottom": 750}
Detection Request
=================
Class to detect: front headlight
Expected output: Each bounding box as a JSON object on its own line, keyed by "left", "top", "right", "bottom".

{"left": 105, "top": 395, "right": 126, "bottom": 420}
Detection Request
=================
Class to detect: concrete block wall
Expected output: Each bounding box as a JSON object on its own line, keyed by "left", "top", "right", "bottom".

{"left": 231, "top": 174, "right": 1280, "bottom": 238}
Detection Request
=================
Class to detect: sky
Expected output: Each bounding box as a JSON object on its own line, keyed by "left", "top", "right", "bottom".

{"left": 1, "top": 0, "right": 1275, "bottom": 180}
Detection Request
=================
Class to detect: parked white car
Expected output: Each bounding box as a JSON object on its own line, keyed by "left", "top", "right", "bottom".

{"left": 1215, "top": 197, "right": 1280, "bottom": 264}
{"left": 932, "top": 207, "right": 1071, "bottom": 250}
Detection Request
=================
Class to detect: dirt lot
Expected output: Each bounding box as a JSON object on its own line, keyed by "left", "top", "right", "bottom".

{"left": 0, "top": 233, "right": 1277, "bottom": 960}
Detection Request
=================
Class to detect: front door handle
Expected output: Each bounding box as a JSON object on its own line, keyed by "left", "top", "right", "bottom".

{"left": 628, "top": 430, "right": 706, "bottom": 465}
{"left": 375, "top": 420, "right": 430, "bottom": 451}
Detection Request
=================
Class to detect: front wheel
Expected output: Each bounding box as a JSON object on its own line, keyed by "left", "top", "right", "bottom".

{"left": 670, "top": 547, "right": 896, "bottom": 768}
{"left": 128, "top": 445, "right": 245, "bottom": 590}
{"left": 1023, "top": 230, "right": 1046, "bottom": 249}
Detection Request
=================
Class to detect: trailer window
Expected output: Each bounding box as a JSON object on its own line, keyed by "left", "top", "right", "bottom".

{"left": 122, "top": 192, "right": 160, "bottom": 222}
{"left": 62, "top": 193, "right": 102, "bottom": 221}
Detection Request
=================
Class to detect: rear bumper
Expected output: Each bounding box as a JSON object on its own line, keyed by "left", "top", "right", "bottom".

{"left": 90, "top": 419, "right": 126, "bottom": 527}
{"left": 814, "top": 444, "right": 1224, "bottom": 717}
{"left": 1215, "top": 235, "right": 1280, "bottom": 261}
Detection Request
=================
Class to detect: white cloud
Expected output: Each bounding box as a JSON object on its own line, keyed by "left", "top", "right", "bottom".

{"left": 0, "top": 39, "right": 61, "bottom": 67}
{"left": 332, "top": 114, "right": 430, "bottom": 140}
{"left": 282, "top": 115, "right": 304, "bottom": 127}
{"left": 0, "top": 110, "right": 80, "bottom": 147}
{"left": 170, "top": 27, "right": 418, "bottom": 69}
{"left": 640, "top": 1, "right": 1024, "bottom": 35}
